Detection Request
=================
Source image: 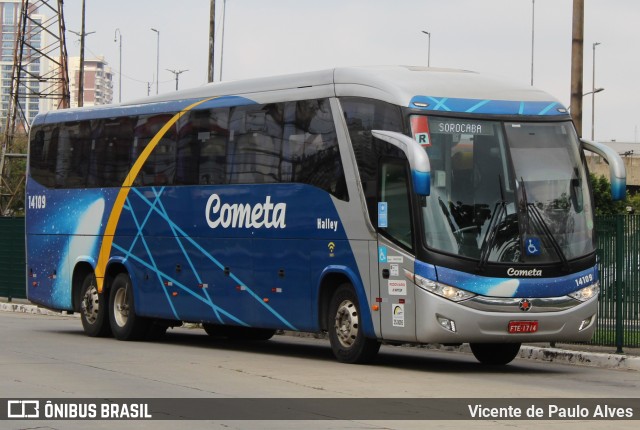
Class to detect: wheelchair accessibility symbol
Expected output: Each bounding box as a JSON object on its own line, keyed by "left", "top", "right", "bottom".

{"left": 525, "top": 237, "right": 541, "bottom": 256}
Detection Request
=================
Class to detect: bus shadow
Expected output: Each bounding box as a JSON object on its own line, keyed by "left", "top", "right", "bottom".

{"left": 157, "top": 330, "right": 566, "bottom": 375}
{"left": 48, "top": 327, "right": 568, "bottom": 375}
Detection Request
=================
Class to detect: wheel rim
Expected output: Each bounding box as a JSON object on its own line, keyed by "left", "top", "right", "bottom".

{"left": 334, "top": 299, "right": 359, "bottom": 348}
{"left": 81, "top": 283, "right": 99, "bottom": 325}
{"left": 113, "top": 286, "right": 130, "bottom": 328}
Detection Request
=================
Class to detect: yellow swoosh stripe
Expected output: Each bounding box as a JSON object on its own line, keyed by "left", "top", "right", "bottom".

{"left": 95, "top": 97, "right": 216, "bottom": 291}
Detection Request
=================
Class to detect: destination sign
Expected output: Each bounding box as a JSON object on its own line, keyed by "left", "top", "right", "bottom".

{"left": 430, "top": 119, "right": 494, "bottom": 136}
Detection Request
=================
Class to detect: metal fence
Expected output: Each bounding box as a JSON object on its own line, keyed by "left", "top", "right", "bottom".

{"left": 592, "top": 215, "right": 640, "bottom": 351}
{"left": 0, "top": 217, "right": 26, "bottom": 300}
{"left": 1, "top": 215, "right": 639, "bottom": 349}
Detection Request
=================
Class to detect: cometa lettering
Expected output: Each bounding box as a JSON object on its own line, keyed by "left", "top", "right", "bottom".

{"left": 205, "top": 193, "right": 287, "bottom": 229}
{"left": 507, "top": 268, "right": 543, "bottom": 277}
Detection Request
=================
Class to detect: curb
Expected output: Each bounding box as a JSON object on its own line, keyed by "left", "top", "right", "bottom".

{"left": 2, "top": 302, "right": 638, "bottom": 371}
{"left": 518, "top": 345, "right": 640, "bottom": 371}
{"left": 0, "top": 301, "right": 76, "bottom": 317}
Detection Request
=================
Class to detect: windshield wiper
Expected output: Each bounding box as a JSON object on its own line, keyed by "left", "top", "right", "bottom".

{"left": 477, "top": 176, "right": 507, "bottom": 272}
{"left": 519, "top": 178, "right": 569, "bottom": 271}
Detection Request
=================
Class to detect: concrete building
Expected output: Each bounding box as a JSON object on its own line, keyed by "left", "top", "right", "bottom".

{"left": 586, "top": 141, "right": 640, "bottom": 194}
{"left": 68, "top": 56, "right": 114, "bottom": 108}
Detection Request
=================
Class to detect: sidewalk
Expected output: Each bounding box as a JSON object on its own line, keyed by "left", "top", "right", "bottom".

{"left": 2, "top": 297, "right": 639, "bottom": 371}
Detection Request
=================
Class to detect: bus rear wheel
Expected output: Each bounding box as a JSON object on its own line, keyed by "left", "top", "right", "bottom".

{"left": 109, "top": 273, "right": 149, "bottom": 341}
{"left": 327, "top": 284, "right": 380, "bottom": 364}
{"left": 79, "top": 273, "right": 111, "bottom": 337}
{"left": 470, "top": 342, "right": 521, "bottom": 365}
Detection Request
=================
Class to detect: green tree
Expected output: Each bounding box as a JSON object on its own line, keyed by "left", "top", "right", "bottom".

{"left": 626, "top": 191, "right": 640, "bottom": 214}
{"left": 589, "top": 173, "right": 628, "bottom": 215}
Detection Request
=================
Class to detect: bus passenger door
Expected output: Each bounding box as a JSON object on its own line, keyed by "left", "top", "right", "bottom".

{"left": 377, "top": 160, "right": 417, "bottom": 342}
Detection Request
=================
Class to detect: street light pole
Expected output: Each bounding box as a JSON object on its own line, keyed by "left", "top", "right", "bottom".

{"left": 531, "top": 0, "right": 535, "bottom": 86}
{"left": 421, "top": 30, "right": 431, "bottom": 67}
{"left": 114, "top": 28, "right": 122, "bottom": 103}
{"left": 151, "top": 28, "right": 160, "bottom": 94}
{"left": 591, "top": 42, "right": 601, "bottom": 141}
{"left": 166, "top": 69, "right": 188, "bottom": 91}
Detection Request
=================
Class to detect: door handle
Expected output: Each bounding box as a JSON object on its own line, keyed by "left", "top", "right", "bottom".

{"left": 382, "top": 269, "right": 390, "bottom": 279}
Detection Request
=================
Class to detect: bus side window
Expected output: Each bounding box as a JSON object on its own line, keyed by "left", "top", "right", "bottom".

{"left": 133, "top": 114, "right": 175, "bottom": 187}
{"left": 173, "top": 108, "right": 227, "bottom": 186}
{"left": 288, "top": 99, "right": 348, "bottom": 201}
{"left": 66, "top": 122, "right": 91, "bottom": 188}
{"left": 29, "top": 126, "right": 56, "bottom": 188}
{"left": 341, "top": 97, "right": 404, "bottom": 222}
{"left": 379, "top": 160, "right": 414, "bottom": 250}
{"left": 227, "top": 104, "right": 283, "bottom": 184}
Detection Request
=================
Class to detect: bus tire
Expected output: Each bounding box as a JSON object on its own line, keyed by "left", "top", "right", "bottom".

{"left": 109, "top": 273, "right": 149, "bottom": 341}
{"left": 79, "top": 273, "right": 111, "bottom": 337}
{"left": 327, "top": 284, "right": 380, "bottom": 364}
{"left": 470, "top": 342, "right": 521, "bottom": 365}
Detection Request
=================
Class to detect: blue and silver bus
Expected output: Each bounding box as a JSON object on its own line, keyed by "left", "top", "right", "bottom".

{"left": 26, "top": 66, "right": 626, "bottom": 365}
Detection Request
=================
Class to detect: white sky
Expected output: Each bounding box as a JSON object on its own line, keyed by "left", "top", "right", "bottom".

{"left": 62, "top": 0, "right": 640, "bottom": 142}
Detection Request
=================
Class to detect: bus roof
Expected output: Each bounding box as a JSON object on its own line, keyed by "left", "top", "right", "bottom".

{"left": 35, "top": 66, "right": 567, "bottom": 125}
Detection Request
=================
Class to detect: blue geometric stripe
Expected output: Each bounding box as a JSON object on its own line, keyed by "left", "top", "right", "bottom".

{"left": 152, "top": 188, "right": 224, "bottom": 324}
{"left": 126, "top": 187, "right": 297, "bottom": 330}
{"left": 410, "top": 96, "right": 567, "bottom": 116}
{"left": 112, "top": 242, "right": 248, "bottom": 326}
{"left": 121, "top": 193, "right": 180, "bottom": 320}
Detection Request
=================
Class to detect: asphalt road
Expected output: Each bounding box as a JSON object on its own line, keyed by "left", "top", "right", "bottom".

{"left": 0, "top": 312, "right": 638, "bottom": 430}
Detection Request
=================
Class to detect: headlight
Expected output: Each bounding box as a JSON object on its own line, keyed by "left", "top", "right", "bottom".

{"left": 568, "top": 282, "right": 600, "bottom": 302}
{"left": 415, "top": 274, "right": 476, "bottom": 302}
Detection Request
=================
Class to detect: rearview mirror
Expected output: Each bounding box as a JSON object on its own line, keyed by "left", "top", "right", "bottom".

{"left": 581, "top": 139, "right": 627, "bottom": 201}
{"left": 372, "top": 130, "right": 431, "bottom": 196}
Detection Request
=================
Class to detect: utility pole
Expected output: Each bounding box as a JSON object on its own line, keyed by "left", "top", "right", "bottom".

{"left": 208, "top": 0, "right": 215, "bottom": 83}
{"left": 69, "top": 1, "right": 94, "bottom": 107}
{"left": 570, "top": 0, "right": 584, "bottom": 137}
{"left": 166, "top": 69, "right": 188, "bottom": 91}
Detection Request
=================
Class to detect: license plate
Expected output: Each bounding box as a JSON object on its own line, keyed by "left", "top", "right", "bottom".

{"left": 508, "top": 320, "right": 538, "bottom": 333}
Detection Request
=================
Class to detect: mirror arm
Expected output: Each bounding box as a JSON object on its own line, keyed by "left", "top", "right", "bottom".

{"left": 581, "top": 139, "right": 627, "bottom": 201}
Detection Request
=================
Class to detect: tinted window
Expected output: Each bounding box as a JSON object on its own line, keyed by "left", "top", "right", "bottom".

{"left": 380, "top": 161, "right": 413, "bottom": 250}
{"left": 29, "top": 125, "right": 56, "bottom": 187}
{"left": 132, "top": 114, "right": 176, "bottom": 186}
{"left": 228, "top": 104, "right": 283, "bottom": 184}
{"left": 341, "top": 97, "right": 405, "bottom": 223}
{"left": 28, "top": 98, "right": 347, "bottom": 200}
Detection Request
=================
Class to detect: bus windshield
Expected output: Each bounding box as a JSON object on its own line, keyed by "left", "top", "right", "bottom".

{"left": 411, "top": 117, "right": 594, "bottom": 264}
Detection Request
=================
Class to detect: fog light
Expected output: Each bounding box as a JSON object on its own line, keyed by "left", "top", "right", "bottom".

{"left": 437, "top": 315, "right": 457, "bottom": 333}
{"left": 578, "top": 314, "right": 596, "bottom": 331}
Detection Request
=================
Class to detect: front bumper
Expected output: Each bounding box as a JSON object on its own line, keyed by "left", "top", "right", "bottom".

{"left": 415, "top": 287, "right": 598, "bottom": 344}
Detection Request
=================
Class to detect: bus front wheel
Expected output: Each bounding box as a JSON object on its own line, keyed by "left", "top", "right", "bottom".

{"left": 109, "top": 273, "right": 149, "bottom": 341}
{"left": 79, "top": 273, "right": 111, "bottom": 337}
{"left": 327, "top": 284, "right": 380, "bottom": 364}
{"left": 470, "top": 342, "right": 521, "bottom": 365}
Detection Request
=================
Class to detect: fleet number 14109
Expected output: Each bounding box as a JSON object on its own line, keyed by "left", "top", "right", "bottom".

{"left": 575, "top": 274, "right": 593, "bottom": 287}
{"left": 28, "top": 195, "right": 46, "bottom": 209}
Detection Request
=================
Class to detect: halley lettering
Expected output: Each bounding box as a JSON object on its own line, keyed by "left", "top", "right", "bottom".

{"left": 206, "top": 194, "right": 286, "bottom": 229}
